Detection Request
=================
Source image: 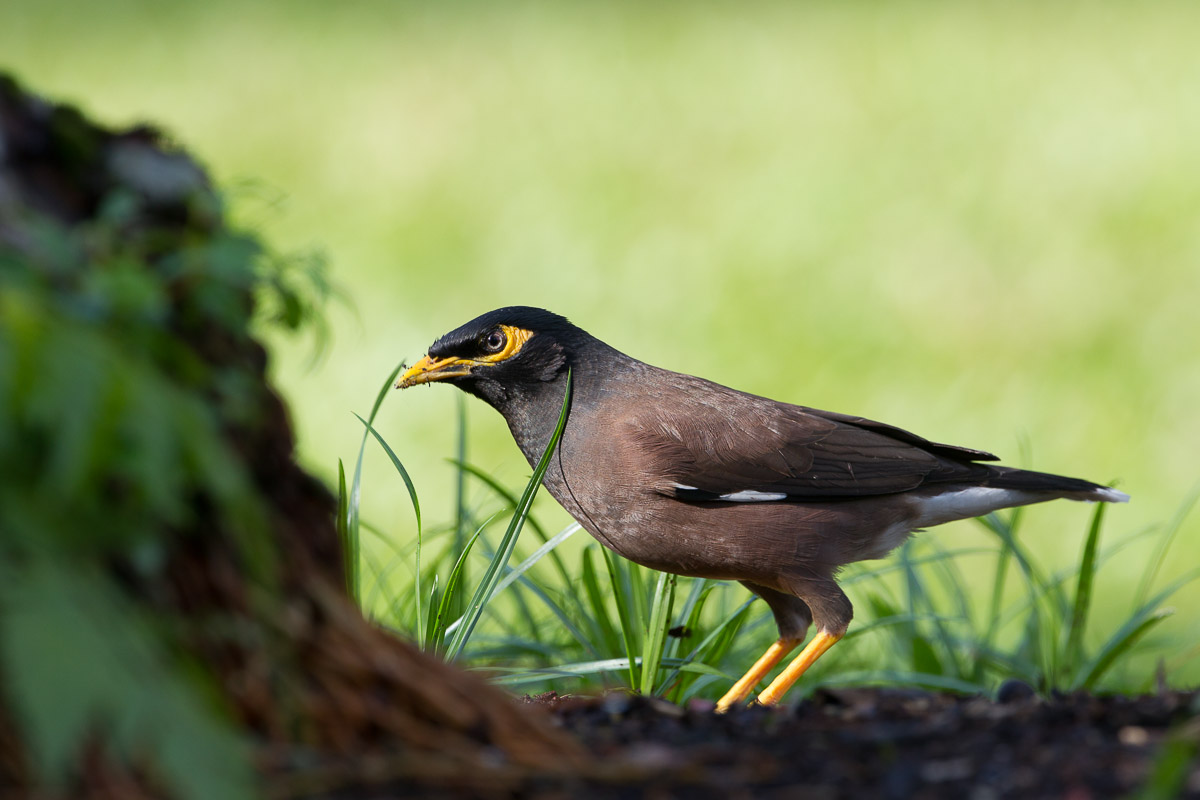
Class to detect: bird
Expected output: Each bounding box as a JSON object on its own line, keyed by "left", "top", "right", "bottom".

{"left": 395, "top": 306, "right": 1128, "bottom": 711}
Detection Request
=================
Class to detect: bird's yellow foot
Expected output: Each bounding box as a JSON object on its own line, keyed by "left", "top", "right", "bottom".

{"left": 715, "top": 638, "right": 800, "bottom": 713}
{"left": 754, "top": 629, "right": 843, "bottom": 707}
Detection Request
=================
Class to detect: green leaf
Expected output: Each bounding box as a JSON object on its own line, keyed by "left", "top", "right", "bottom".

{"left": 0, "top": 558, "right": 254, "bottom": 800}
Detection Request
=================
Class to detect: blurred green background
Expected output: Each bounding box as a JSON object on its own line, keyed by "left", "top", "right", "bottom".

{"left": 6, "top": 1, "right": 1198, "bottom": 677}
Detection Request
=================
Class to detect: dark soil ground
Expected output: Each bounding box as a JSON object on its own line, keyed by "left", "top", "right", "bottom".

{"left": 357, "top": 686, "right": 1200, "bottom": 800}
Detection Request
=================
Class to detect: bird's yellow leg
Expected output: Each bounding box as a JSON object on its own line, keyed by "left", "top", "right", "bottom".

{"left": 755, "top": 630, "right": 843, "bottom": 707}
{"left": 714, "top": 638, "right": 800, "bottom": 713}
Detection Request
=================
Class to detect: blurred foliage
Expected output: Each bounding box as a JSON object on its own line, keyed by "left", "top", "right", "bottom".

{"left": 0, "top": 74, "right": 330, "bottom": 799}
{"left": 0, "top": 202, "right": 258, "bottom": 798}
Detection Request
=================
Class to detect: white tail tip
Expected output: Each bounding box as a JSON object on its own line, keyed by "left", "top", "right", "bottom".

{"left": 1093, "top": 486, "right": 1130, "bottom": 503}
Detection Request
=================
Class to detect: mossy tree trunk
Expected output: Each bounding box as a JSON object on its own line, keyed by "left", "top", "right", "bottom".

{"left": 0, "top": 74, "right": 579, "bottom": 800}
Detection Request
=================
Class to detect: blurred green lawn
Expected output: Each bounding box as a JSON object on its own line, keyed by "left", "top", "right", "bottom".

{"left": 6, "top": 1, "right": 1198, "bottom": 678}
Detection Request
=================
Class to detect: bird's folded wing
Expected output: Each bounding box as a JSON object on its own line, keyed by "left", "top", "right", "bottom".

{"left": 628, "top": 386, "right": 996, "bottom": 501}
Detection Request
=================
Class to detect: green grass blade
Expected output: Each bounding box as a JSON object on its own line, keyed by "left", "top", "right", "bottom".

{"left": 926, "top": 538, "right": 974, "bottom": 624}
{"left": 581, "top": 547, "right": 622, "bottom": 654}
{"left": 450, "top": 459, "right": 550, "bottom": 541}
{"left": 628, "top": 562, "right": 650, "bottom": 644}
{"left": 451, "top": 458, "right": 577, "bottom": 595}
{"left": 512, "top": 575, "right": 598, "bottom": 657}
{"left": 979, "top": 538, "right": 1012, "bottom": 681}
{"left": 453, "top": 392, "right": 468, "bottom": 548}
{"left": 335, "top": 458, "right": 358, "bottom": 602}
{"left": 866, "top": 592, "right": 904, "bottom": 662}
{"left": 977, "top": 511, "right": 1063, "bottom": 612}
{"left": 353, "top": 412, "right": 420, "bottom": 534}
{"left": 820, "top": 670, "right": 986, "bottom": 694}
{"left": 655, "top": 578, "right": 713, "bottom": 698}
{"left": 667, "top": 579, "right": 711, "bottom": 661}
{"left": 366, "top": 551, "right": 417, "bottom": 634}
{"left": 662, "top": 597, "right": 756, "bottom": 696}
{"left": 489, "top": 525, "right": 589, "bottom": 648}
{"left": 1133, "top": 487, "right": 1198, "bottom": 611}
{"left": 467, "top": 636, "right": 571, "bottom": 662}
{"left": 487, "top": 569, "right": 543, "bottom": 645}
{"left": 1078, "top": 609, "right": 1172, "bottom": 690}
{"left": 430, "top": 525, "right": 485, "bottom": 654}
{"left": 604, "top": 549, "right": 642, "bottom": 688}
{"left": 447, "top": 393, "right": 471, "bottom": 624}
{"left": 490, "top": 522, "right": 581, "bottom": 599}
{"left": 490, "top": 656, "right": 732, "bottom": 688}
{"left": 1078, "top": 568, "right": 1200, "bottom": 689}
{"left": 413, "top": 515, "right": 425, "bottom": 650}
{"left": 656, "top": 586, "right": 738, "bottom": 697}
{"left": 348, "top": 361, "right": 406, "bottom": 603}
{"left": 639, "top": 572, "right": 676, "bottom": 695}
{"left": 842, "top": 547, "right": 996, "bottom": 584}
{"left": 978, "top": 510, "right": 1061, "bottom": 684}
{"left": 902, "top": 548, "right": 945, "bottom": 676}
{"left": 423, "top": 573, "right": 441, "bottom": 651}
{"left": 490, "top": 657, "right": 634, "bottom": 685}
{"left": 1064, "top": 502, "right": 1105, "bottom": 673}
{"left": 443, "top": 370, "right": 572, "bottom": 661}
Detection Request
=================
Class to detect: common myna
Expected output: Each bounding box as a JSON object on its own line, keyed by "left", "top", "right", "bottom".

{"left": 396, "top": 306, "right": 1128, "bottom": 711}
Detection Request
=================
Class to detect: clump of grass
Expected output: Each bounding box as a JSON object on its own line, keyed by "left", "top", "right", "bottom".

{"left": 827, "top": 499, "right": 1198, "bottom": 696}
{"left": 343, "top": 365, "right": 573, "bottom": 660}
{"left": 345, "top": 368, "right": 1197, "bottom": 701}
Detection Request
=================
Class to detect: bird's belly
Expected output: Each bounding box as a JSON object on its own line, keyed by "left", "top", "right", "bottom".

{"left": 557, "top": 493, "right": 820, "bottom": 583}
{"left": 549, "top": 471, "right": 924, "bottom": 587}
{"left": 584, "top": 520, "right": 745, "bottom": 580}
{"left": 539, "top": 474, "right": 744, "bottom": 578}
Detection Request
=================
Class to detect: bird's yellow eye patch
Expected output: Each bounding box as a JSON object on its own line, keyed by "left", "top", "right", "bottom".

{"left": 395, "top": 325, "right": 535, "bottom": 389}
{"left": 478, "top": 325, "right": 534, "bottom": 363}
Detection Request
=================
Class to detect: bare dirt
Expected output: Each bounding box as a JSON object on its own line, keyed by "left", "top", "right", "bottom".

{"left": 351, "top": 685, "right": 1200, "bottom": 799}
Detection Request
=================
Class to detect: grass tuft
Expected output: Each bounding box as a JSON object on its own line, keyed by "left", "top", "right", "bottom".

{"left": 348, "top": 367, "right": 1196, "bottom": 701}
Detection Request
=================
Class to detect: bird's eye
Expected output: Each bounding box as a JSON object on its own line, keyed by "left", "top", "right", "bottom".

{"left": 483, "top": 329, "right": 507, "bottom": 353}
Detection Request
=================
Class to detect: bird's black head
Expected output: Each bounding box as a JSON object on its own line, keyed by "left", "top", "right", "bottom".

{"left": 396, "top": 306, "right": 586, "bottom": 409}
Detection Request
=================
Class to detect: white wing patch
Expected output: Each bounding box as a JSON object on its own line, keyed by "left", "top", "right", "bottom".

{"left": 671, "top": 484, "right": 788, "bottom": 503}
{"left": 719, "top": 490, "right": 789, "bottom": 502}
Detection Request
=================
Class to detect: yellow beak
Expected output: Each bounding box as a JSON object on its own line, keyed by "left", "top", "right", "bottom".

{"left": 395, "top": 354, "right": 478, "bottom": 388}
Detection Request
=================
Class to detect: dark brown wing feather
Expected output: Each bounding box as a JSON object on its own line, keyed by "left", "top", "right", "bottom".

{"left": 804, "top": 407, "right": 999, "bottom": 463}
{"left": 629, "top": 374, "right": 996, "bottom": 501}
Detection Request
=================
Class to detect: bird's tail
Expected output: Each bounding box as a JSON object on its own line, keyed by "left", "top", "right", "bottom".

{"left": 910, "top": 467, "right": 1127, "bottom": 529}
{"left": 984, "top": 466, "right": 1129, "bottom": 503}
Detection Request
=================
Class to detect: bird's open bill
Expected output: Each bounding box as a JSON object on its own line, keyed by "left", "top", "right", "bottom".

{"left": 715, "top": 630, "right": 843, "bottom": 712}
{"left": 396, "top": 353, "right": 474, "bottom": 387}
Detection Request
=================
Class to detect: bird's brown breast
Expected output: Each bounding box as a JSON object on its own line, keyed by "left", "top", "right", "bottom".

{"left": 534, "top": 369, "right": 924, "bottom": 591}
